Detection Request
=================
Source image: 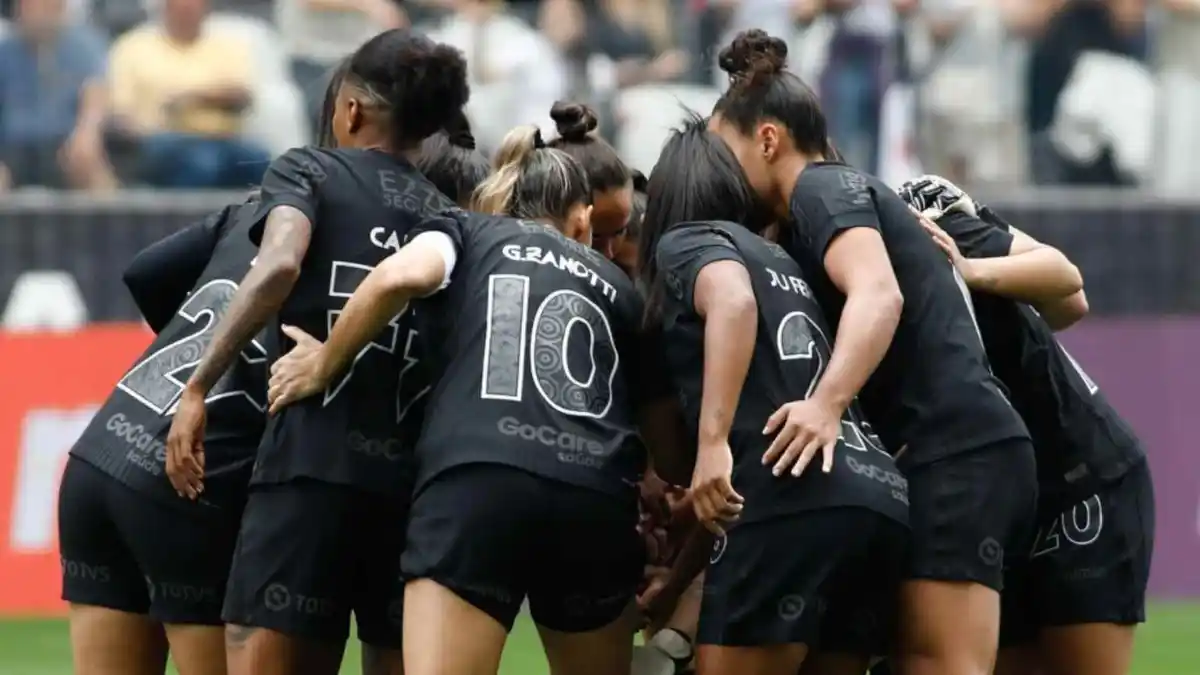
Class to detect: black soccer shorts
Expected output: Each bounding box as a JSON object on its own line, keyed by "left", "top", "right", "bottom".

{"left": 1000, "top": 461, "right": 1155, "bottom": 645}
{"left": 221, "top": 479, "right": 409, "bottom": 647}
{"left": 698, "top": 507, "right": 907, "bottom": 654}
{"left": 58, "top": 457, "right": 241, "bottom": 625}
{"left": 903, "top": 438, "right": 1038, "bottom": 590}
{"left": 401, "top": 463, "right": 644, "bottom": 633}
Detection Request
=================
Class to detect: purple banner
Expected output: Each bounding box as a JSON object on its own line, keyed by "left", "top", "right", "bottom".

{"left": 1060, "top": 318, "right": 1200, "bottom": 598}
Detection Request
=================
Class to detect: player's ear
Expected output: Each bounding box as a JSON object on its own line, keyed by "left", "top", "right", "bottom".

{"left": 346, "top": 98, "right": 364, "bottom": 135}
{"left": 758, "top": 123, "right": 781, "bottom": 163}
{"left": 567, "top": 203, "right": 594, "bottom": 247}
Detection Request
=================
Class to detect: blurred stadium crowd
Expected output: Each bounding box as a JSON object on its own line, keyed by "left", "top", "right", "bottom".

{"left": 1, "top": 0, "right": 1197, "bottom": 194}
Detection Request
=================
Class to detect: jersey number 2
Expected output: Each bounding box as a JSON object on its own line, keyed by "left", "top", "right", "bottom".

{"left": 480, "top": 274, "right": 619, "bottom": 419}
{"left": 118, "top": 279, "right": 267, "bottom": 415}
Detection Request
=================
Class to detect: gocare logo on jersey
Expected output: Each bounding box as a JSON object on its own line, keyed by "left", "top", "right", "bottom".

{"left": 501, "top": 245, "right": 618, "bottom": 303}
{"left": 105, "top": 413, "right": 167, "bottom": 476}
{"left": 496, "top": 416, "right": 607, "bottom": 468}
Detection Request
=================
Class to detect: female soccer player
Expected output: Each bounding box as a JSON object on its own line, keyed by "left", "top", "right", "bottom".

{"left": 612, "top": 169, "right": 647, "bottom": 276}
{"left": 707, "top": 30, "right": 1038, "bottom": 675}
{"left": 900, "top": 177, "right": 1154, "bottom": 675}
{"left": 636, "top": 113, "right": 907, "bottom": 675}
{"left": 265, "top": 124, "right": 686, "bottom": 675}
{"left": 546, "top": 101, "right": 636, "bottom": 260}
{"left": 164, "top": 29, "right": 470, "bottom": 675}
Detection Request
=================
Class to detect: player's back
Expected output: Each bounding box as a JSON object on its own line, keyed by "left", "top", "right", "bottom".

{"left": 786, "top": 162, "right": 1028, "bottom": 466}
{"left": 73, "top": 198, "right": 266, "bottom": 511}
{"left": 411, "top": 213, "right": 647, "bottom": 498}
{"left": 249, "top": 146, "right": 456, "bottom": 494}
{"left": 656, "top": 221, "right": 907, "bottom": 525}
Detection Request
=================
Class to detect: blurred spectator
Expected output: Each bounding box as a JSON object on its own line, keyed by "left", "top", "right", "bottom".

{"left": 819, "top": 0, "right": 905, "bottom": 174}
{"left": 582, "top": 0, "right": 688, "bottom": 98}
{"left": 430, "top": 0, "right": 567, "bottom": 154}
{"left": 1155, "top": 0, "right": 1200, "bottom": 190}
{"left": 1023, "top": 0, "right": 1147, "bottom": 185}
{"left": 0, "top": 0, "right": 116, "bottom": 192}
{"left": 108, "top": 0, "right": 268, "bottom": 188}
{"left": 275, "top": 0, "right": 407, "bottom": 131}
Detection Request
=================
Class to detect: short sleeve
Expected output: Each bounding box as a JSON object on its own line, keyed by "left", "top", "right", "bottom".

{"left": 408, "top": 210, "right": 467, "bottom": 255}
{"left": 655, "top": 224, "right": 746, "bottom": 313}
{"left": 938, "top": 212, "right": 1014, "bottom": 259}
{"left": 123, "top": 206, "right": 231, "bottom": 332}
{"left": 248, "top": 147, "right": 325, "bottom": 245}
{"left": 790, "top": 165, "right": 882, "bottom": 259}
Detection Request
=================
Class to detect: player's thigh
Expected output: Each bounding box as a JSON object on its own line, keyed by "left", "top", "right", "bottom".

{"left": 817, "top": 511, "right": 908, "bottom": 664}
{"left": 221, "top": 480, "right": 361, "bottom": 646}
{"left": 58, "top": 457, "right": 152, "bottom": 616}
{"left": 350, "top": 491, "right": 411, "bottom": 652}
{"left": 401, "top": 463, "right": 541, "bottom": 633}
{"left": 68, "top": 603, "right": 168, "bottom": 675}
{"left": 696, "top": 508, "right": 880, "bottom": 675}
{"left": 903, "top": 440, "right": 1038, "bottom": 592}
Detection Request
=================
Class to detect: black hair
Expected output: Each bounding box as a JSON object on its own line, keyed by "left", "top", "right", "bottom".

{"left": 344, "top": 30, "right": 471, "bottom": 148}
{"left": 472, "top": 125, "right": 591, "bottom": 225}
{"left": 638, "top": 110, "right": 765, "bottom": 325}
{"left": 626, "top": 169, "right": 648, "bottom": 240}
{"left": 712, "top": 29, "right": 834, "bottom": 157}
{"left": 317, "top": 59, "right": 351, "bottom": 148}
{"left": 415, "top": 110, "right": 491, "bottom": 207}
{"left": 547, "top": 101, "right": 631, "bottom": 194}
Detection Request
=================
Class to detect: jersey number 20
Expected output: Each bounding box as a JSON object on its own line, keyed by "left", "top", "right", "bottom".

{"left": 480, "top": 274, "right": 619, "bottom": 419}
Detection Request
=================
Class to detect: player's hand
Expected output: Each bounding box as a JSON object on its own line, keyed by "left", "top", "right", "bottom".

{"left": 690, "top": 440, "right": 743, "bottom": 535}
{"left": 267, "top": 325, "right": 329, "bottom": 415}
{"left": 166, "top": 386, "right": 207, "bottom": 500}
{"left": 896, "top": 174, "right": 978, "bottom": 220}
{"left": 914, "top": 210, "right": 979, "bottom": 285}
{"left": 762, "top": 398, "right": 841, "bottom": 477}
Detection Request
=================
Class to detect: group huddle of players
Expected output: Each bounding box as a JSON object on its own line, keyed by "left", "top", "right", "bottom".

{"left": 55, "top": 25, "right": 1154, "bottom": 675}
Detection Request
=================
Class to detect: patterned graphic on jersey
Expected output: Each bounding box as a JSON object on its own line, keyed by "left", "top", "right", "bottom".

{"left": 118, "top": 280, "right": 267, "bottom": 415}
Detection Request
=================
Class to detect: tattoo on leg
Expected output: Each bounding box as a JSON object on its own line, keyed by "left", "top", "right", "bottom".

{"left": 225, "top": 624, "right": 258, "bottom": 651}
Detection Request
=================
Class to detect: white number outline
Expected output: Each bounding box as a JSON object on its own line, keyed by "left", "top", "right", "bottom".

{"left": 1058, "top": 344, "right": 1099, "bottom": 395}
{"left": 322, "top": 261, "right": 428, "bottom": 422}
{"left": 481, "top": 274, "right": 620, "bottom": 419}
{"left": 117, "top": 279, "right": 267, "bottom": 415}
{"left": 1030, "top": 494, "right": 1104, "bottom": 558}
{"left": 776, "top": 311, "right": 889, "bottom": 456}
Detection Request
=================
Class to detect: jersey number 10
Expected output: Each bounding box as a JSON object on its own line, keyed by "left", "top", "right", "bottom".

{"left": 480, "top": 274, "right": 619, "bottom": 420}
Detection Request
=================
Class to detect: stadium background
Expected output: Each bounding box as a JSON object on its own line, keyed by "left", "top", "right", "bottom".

{"left": 1, "top": 0, "right": 1198, "bottom": 671}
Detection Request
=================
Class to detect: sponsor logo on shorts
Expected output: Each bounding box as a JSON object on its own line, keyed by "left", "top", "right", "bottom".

{"left": 777, "top": 595, "right": 806, "bottom": 621}
{"left": 346, "top": 430, "right": 406, "bottom": 463}
{"left": 144, "top": 577, "right": 220, "bottom": 606}
{"left": 105, "top": 413, "right": 167, "bottom": 476}
{"left": 710, "top": 535, "right": 727, "bottom": 564}
{"left": 262, "top": 583, "right": 336, "bottom": 616}
{"left": 61, "top": 558, "right": 111, "bottom": 583}
{"left": 978, "top": 537, "right": 1003, "bottom": 567}
{"left": 845, "top": 455, "right": 909, "bottom": 505}
{"left": 496, "top": 416, "right": 607, "bottom": 468}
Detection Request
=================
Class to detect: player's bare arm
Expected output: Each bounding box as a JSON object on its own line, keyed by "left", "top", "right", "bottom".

{"left": 185, "top": 206, "right": 311, "bottom": 396}
{"left": 814, "top": 227, "right": 903, "bottom": 413}
{"left": 690, "top": 260, "right": 753, "bottom": 533}
{"left": 637, "top": 398, "right": 692, "bottom": 487}
{"left": 958, "top": 226, "right": 1083, "bottom": 302}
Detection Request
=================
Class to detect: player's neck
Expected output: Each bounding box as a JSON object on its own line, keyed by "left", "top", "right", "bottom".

{"left": 775, "top": 154, "right": 812, "bottom": 219}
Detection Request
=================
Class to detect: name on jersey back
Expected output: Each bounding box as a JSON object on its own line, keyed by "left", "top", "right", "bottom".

{"left": 503, "top": 244, "right": 618, "bottom": 303}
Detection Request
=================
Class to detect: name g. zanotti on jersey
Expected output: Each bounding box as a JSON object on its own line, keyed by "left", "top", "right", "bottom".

{"left": 501, "top": 242, "right": 619, "bottom": 303}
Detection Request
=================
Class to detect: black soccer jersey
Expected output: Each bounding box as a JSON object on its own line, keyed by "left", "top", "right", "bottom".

{"left": 937, "top": 212, "right": 1145, "bottom": 505}
{"left": 655, "top": 221, "right": 908, "bottom": 526}
{"left": 71, "top": 199, "right": 267, "bottom": 512}
{"left": 405, "top": 212, "right": 649, "bottom": 498}
{"left": 248, "top": 147, "right": 456, "bottom": 494}
{"left": 783, "top": 162, "right": 1028, "bottom": 466}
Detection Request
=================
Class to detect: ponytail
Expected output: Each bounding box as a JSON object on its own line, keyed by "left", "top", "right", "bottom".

{"left": 471, "top": 125, "right": 542, "bottom": 215}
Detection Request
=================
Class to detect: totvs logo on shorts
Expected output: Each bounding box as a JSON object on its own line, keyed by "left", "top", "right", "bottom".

{"left": 0, "top": 325, "right": 150, "bottom": 615}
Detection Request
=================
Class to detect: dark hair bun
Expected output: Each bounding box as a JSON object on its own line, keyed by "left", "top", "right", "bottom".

{"left": 718, "top": 29, "right": 788, "bottom": 83}
{"left": 549, "top": 101, "right": 599, "bottom": 143}
{"left": 444, "top": 110, "right": 477, "bottom": 150}
{"left": 631, "top": 169, "right": 648, "bottom": 193}
{"left": 348, "top": 30, "right": 469, "bottom": 143}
